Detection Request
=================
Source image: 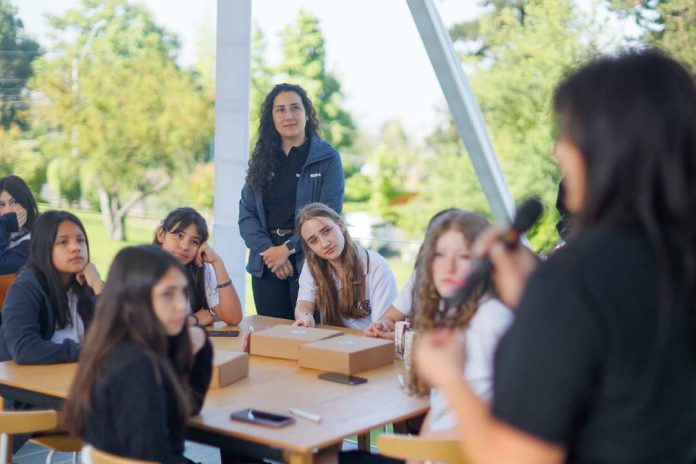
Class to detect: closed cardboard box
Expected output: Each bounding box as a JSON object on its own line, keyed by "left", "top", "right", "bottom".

{"left": 250, "top": 325, "right": 344, "bottom": 360}
{"left": 298, "top": 335, "right": 393, "bottom": 374}
{"left": 210, "top": 350, "right": 249, "bottom": 389}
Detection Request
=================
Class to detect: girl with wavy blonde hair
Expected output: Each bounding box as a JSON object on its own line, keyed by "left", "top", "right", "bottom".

{"left": 407, "top": 210, "right": 513, "bottom": 433}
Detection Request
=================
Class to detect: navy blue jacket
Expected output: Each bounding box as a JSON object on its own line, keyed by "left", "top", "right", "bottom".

{"left": 239, "top": 136, "right": 345, "bottom": 277}
{"left": 0, "top": 269, "right": 91, "bottom": 364}
{"left": 0, "top": 212, "right": 29, "bottom": 275}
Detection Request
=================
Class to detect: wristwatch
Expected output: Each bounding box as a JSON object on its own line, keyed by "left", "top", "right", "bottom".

{"left": 284, "top": 240, "right": 296, "bottom": 255}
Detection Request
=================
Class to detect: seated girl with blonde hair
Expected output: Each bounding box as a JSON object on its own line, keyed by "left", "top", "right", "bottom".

{"left": 293, "top": 203, "right": 397, "bottom": 330}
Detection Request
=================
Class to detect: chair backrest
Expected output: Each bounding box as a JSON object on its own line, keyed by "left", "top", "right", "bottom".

{"left": 377, "top": 433, "right": 466, "bottom": 463}
{"left": 0, "top": 410, "right": 60, "bottom": 463}
{"left": 88, "top": 446, "right": 157, "bottom": 464}
{"left": 0, "top": 274, "right": 16, "bottom": 311}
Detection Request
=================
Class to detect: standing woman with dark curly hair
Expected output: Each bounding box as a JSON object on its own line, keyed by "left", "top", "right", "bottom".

{"left": 239, "top": 83, "right": 344, "bottom": 319}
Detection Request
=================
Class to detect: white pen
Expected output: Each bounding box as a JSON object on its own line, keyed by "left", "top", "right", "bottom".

{"left": 288, "top": 407, "right": 322, "bottom": 423}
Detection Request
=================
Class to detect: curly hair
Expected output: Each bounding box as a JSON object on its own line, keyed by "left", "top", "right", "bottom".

{"left": 296, "top": 203, "right": 369, "bottom": 327}
{"left": 246, "top": 83, "right": 320, "bottom": 194}
{"left": 406, "top": 210, "right": 492, "bottom": 397}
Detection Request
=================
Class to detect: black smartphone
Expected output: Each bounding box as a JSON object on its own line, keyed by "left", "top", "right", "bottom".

{"left": 318, "top": 372, "right": 368, "bottom": 385}
{"left": 229, "top": 408, "right": 295, "bottom": 428}
{"left": 208, "top": 330, "right": 240, "bottom": 337}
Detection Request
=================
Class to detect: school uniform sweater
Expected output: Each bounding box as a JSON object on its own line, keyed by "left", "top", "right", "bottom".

{"left": 83, "top": 337, "right": 213, "bottom": 463}
{"left": 0, "top": 212, "right": 29, "bottom": 275}
{"left": 0, "top": 269, "right": 93, "bottom": 363}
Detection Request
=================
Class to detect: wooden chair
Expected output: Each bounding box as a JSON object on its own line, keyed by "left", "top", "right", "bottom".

{"left": 377, "top": 433, "right": 466, "bottom": 463}
{"left": 0, "top": 410, "right": 82, "bottom": 464}
{"left": 0, "top": 274, "right": 16, "bottom": 310}
{"left": 87, "top": 446, "right": 157, "bottom": 464}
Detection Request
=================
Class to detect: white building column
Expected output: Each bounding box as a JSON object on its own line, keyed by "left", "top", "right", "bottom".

{"left": 213, "top": 0, "right": 252, "bottom": 312}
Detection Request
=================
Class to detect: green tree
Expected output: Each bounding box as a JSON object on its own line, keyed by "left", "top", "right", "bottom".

{"left": 250, "top": 23, "right": 273, "bottom": 148}
{"left": 278, "top": 10, "right": 356, "bottom": 152}
{"left": 424, "top": 0, "right": 603, "bottom": 250}
{"left": 0, "top": 0, "right": 41, "bottom": 130}
{"left": 0, "top": 125, "right": 46, "bottom": 193}
{"left": 29, "top": 0, "right": 213, "bottom": 240}
{"left": 608, "top": 0, "right": 696, "bottom": 71}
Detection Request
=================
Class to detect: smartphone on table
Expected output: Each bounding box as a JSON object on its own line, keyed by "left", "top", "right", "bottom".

{"left": 207, "top": 330, "right": 240, "bottom": 337}
{"left": 318, "top": 372, "right": 368, "bottom": 385}
{"left": 229, "top": 409, "right": 295, "bottom": 428}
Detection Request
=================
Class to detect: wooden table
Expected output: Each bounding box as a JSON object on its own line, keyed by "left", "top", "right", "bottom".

{"left": 0, "top": 315, "right": 429, "bottom": 463}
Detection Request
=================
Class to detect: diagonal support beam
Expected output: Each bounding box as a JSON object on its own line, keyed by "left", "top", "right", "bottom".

{"left": 406, "top": 0, "right": 515, "bottom": 223}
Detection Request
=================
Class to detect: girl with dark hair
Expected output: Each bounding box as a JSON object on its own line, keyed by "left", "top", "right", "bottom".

{"left": 154, "top": 207, "right": 242, "bottom": 327}
{"left": 0, "top": 175, "right": 40, "bottom": 274}
{"left": 239, "top": 83, "right": 345, "bottom": 320}
{"left": 415, "top": 50, "right": 696, "bottom": 463}
{"left": 293, "top": 203, "right": 396, "bottom": 330}
{"left": 0, "top": 211, "right": 103, "bottom": 364}
{"left": 62, "top": 245, "right": 212, "bottom": 463}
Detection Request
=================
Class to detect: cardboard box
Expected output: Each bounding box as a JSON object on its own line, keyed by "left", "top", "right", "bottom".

{"left": 210, "top": 350, "right": 249, "bottom": 389}
{"left": 298, "top": 335, "right": 394, "bottom": 374}
{"left": 250, "top": 325, "right": 344, "bottom": 360}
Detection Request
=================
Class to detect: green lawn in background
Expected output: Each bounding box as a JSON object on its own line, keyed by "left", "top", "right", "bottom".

{"left": 59, "top": 206, "right": 415, "bottom": 316}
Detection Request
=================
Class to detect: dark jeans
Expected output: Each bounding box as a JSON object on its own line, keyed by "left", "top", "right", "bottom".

{"left": 251, "top": 234, "right": 299, "bottom": 320}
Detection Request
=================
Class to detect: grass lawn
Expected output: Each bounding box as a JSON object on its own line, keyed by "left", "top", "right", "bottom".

{"left": 61, "top": 207, "right": 416, "bottom": 317}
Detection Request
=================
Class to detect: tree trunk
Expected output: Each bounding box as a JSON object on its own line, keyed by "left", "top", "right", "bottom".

{"left": 98, "top": 177, "right": 171, "bottom": 241}
{"left": 98, "top": 187, "right": 126, "bottom": 241}
{"left": 113, "top": 209, "right": 127, "bottom": 242}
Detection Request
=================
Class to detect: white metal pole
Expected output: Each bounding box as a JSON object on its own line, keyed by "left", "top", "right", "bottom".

{"left": 213, "top": 0, "right": 252, "bottom": 313}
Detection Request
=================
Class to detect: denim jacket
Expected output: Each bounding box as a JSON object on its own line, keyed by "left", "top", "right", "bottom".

{"left": 239, "top": 136, "right": 345, "bottom": 277}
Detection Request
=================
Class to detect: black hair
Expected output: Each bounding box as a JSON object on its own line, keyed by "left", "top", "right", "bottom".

{"left": 555, "top": 180, "right": 572, "bottom": 241}
{"left": 154, "top": 207, "right": 210, "bottom": 311}
{"left": 0, "top": 175, "right": 40, "bottom": 231}
{"left": 26, "top": 211, "right": 94, "bottom": 329}
{"left": 245, "top": 83, "right": 320, "bottom": 194}
{"left": 553, "top": 49, "right": 696, "bottom": 320}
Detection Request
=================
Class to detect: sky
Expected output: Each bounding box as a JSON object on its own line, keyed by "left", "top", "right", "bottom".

{"left": 15, "top": 0, "right": 481, "bottom": 141}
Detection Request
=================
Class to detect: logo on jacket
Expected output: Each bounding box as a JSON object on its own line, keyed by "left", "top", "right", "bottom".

{"left": 309, "top": 172, "right": 322, "bottom": 178}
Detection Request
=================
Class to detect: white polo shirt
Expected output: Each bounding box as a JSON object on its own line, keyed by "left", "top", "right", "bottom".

{"left": 297, "top": 248, "right": 397, "bottom": 330}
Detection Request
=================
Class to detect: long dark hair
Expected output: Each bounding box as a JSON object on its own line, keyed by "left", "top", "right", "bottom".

{"left": 408, "top": 210, "right": 492, "bottom": 396}
{"left": 25, "top": 211, "right": 94, "bottom": 329}
{"left": 246, "top": 83, "right": 320, "bottom": 194}
{"left": 296, "top": 203, "right": 368, "bottom": 326}
{"left": 0, "top": 175, "right": 39, "bottom": 231}
{"left": 154, "top": 207, "right": 209, "bottom": 311}
{"left": 553, "top": 49, "right": 696, "bottom": 320}
{"left": 62, "top": 245, "right": 194, "bottom": 434}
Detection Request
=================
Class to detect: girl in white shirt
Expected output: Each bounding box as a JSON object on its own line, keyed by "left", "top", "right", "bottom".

{"left": 407, "top": 210, "right": 513, "bottom": 433}
{"left": 293, "top": 203, "right": 397, "bottom": 330}
{"left": 155, "top": 207, "right": 242, "bottom": 327}
{"left": 316, "top": 210, "right": 513, "bottom": 463}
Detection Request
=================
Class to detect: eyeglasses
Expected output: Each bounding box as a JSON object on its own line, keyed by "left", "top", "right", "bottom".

{"left": 273, "top": 104, "right": 303, "bottom": 116}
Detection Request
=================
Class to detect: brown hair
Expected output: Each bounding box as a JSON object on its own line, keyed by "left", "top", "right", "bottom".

{"left": 407, "top": 210, "right": 491, "bottom": 396}
{"left": 61, "top": 246, "right": 194, "bottom": 435}
{"left": 296, "top": 203, "right": 369, "bottom": 327}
